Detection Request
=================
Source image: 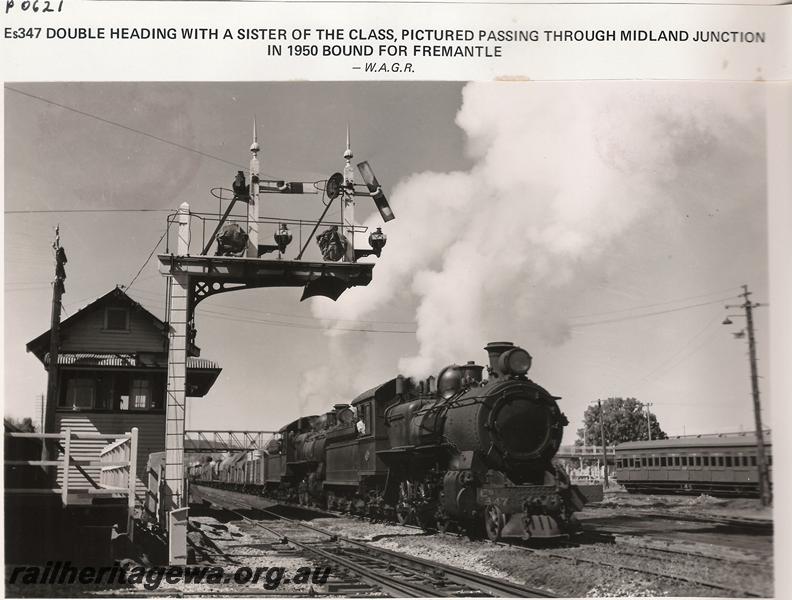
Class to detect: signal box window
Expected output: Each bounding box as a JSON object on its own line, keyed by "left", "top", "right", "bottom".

{"left": 66, "top": 378, "right": 95, "bottom": 409}
{"left": 131, "top": 379, "right": 151, "bottom": 409}
{"left": 105, "top": 307, "right": 129, "bottom": 331}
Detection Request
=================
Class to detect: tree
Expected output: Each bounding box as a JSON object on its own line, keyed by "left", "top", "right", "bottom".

{"left": 4, "top": 417, "right": 36, "bottom": 432}
{"left": 576, "top": 397, "right": 666, "bottom": 446}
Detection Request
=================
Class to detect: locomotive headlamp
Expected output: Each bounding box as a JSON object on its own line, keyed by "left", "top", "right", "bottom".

{"left": 274, "top": 223, "right": 293, "bottom": 253}
{"left": 368, "top": 227, "right": 387, "bottom": 257}
{"left": 498, "top": 347, "right": 532, "bottom": 376}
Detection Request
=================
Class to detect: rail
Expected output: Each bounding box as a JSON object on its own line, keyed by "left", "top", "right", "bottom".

{"left": 5, "top": 428, "right": 139, "bottom": 536}
{"left": 164, "top": 210, "right": 368, "bottom": 263}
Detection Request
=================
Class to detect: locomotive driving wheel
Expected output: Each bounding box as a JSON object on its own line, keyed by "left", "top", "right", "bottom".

{"left": 484, "top": 505, "right": 505, "bottom": 542}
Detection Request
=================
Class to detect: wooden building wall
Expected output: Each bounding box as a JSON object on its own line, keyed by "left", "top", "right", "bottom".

{"left": 59, "top": 306, "right": 165, "bottom": 355}
{"left": 55, "top": 412, "right": 165, "bottom": 498}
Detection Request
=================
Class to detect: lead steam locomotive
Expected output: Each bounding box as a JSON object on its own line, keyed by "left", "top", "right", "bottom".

{"left": 192, "top": 341, "right": 600, "bottom": 541}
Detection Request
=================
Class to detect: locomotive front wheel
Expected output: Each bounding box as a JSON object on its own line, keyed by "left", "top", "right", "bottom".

{"left": 484, "top": 505, "right": 504, "bottom": 542}
{"left": 396, "top": 504, "right": 414, "bottom": 525}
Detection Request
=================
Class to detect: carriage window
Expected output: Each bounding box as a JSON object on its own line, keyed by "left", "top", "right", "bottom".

{"left": 750, "top": 456, "right": 757, "bottom": 466}
{"left": 660, "top": 457, "right": 666, "bottom": 467}
{"left": 694, "top": 456, "right": 701, "bottom": 466}
{"left": 725, "top": 456, "right": 732, "bottom": 467}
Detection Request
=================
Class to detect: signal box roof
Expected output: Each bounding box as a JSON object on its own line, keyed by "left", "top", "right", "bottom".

{"left": 617, "top": 431, "right": 772, "bottom": 451}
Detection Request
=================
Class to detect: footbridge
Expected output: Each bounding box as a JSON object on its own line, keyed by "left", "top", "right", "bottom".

{"left": 184, "top": 430, "right": 278, "bottom": 453}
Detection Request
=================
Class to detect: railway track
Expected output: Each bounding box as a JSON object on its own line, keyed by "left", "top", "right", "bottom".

{"left": 193, "top": 483, "right": 770, "bottom": 597}
{"left": 193, "top": 487, "right": 555, "bottom": 597}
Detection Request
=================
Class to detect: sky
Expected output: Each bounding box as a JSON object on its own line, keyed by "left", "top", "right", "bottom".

{"left": 3, "top": 81, "right": 774, "bottom": 444}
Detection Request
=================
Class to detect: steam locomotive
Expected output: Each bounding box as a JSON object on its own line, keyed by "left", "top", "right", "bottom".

{"left": 191, "top": 341, "right": 601, "bottom": 540}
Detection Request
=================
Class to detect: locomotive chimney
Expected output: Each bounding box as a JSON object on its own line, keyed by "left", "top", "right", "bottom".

{"left": 395, "top": 375, "right": 405, "bottom": 397}
{"left": 485, "top": 341, "right": 515, "bottom": 377}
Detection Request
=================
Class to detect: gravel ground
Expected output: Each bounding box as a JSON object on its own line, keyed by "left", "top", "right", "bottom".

{"left": 367, "top": 530, "right": 773, "bottom": 597}
{"left": 596, "top": 492, "right": 773, "bottom": 521}
{"left": 308, "top": 516, "right": 426, "bottom": 542}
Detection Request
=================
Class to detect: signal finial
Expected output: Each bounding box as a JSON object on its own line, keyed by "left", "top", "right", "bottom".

{"left": 343, "top": 123, "right": 355, "bottom": 188}
{"left": 250, "top": 116, "right": 260, "bottom": 154}
{"left": 344, "top": 123, "right": 353, "bottom": 160}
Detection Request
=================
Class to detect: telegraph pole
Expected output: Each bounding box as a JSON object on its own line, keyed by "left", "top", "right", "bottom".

{"left": 645, "top": 402, "right": 653, "bottom": 441}
{"left": 42, "top": 226, "right": 67, "bottom": 464}
{"left": 724, "top": 284, "right": 771, "bottom": 506}
{"left": 598, "top": 399, "right": 609, "bottom": 487}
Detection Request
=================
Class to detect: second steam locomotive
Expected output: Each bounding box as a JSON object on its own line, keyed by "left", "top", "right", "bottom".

{"left": 192, "top": 341, "right": 601, "bottom": 541}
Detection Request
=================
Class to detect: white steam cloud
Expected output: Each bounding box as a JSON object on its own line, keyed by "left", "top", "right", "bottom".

{"left": 301, "top": 82, "right": 762, "bottom": 407}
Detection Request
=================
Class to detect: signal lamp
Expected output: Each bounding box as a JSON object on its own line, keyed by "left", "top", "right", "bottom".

{"left": 274, "top": 223, "right": 293, "bottom": 253}
{"left": 498, "top": 347, "right": 532, "bottom": 376}
{"left": 368, "top": 227, "right": 387, "bottom": 257}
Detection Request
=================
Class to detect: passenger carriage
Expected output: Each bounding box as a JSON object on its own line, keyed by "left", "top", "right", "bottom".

{"left": 615, "top": 431, "right": 772, "bottom": 497}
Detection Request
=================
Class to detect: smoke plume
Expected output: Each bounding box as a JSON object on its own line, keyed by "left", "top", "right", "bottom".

{"left": 303, "top": 82, "right": 762, "bottom": 404}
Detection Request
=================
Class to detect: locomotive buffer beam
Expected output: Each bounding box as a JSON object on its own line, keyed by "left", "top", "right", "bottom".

{"left": 158, "top": 255, "right": 374, "bottom": 304}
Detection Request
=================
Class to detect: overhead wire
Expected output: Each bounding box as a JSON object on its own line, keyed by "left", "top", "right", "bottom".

{"left": 568, "top": 286, "right": 741, "bottom": 320}
{"left": 5, "top": 86, "right": 255, "bottom": 173}
{"left": 125, "top": 230, "right": 168, "bottom": 292}
{"left": 127, "top": 286, "right": 416, "bottom": 328}
{"left": 569, "top": 297, "right": 733, "bottom": 329}
{"left": 196, "top": 308, "right": 416, "bottom": 334}
{"left": 5, "top": 208, "right": 174, "bottom": 215}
